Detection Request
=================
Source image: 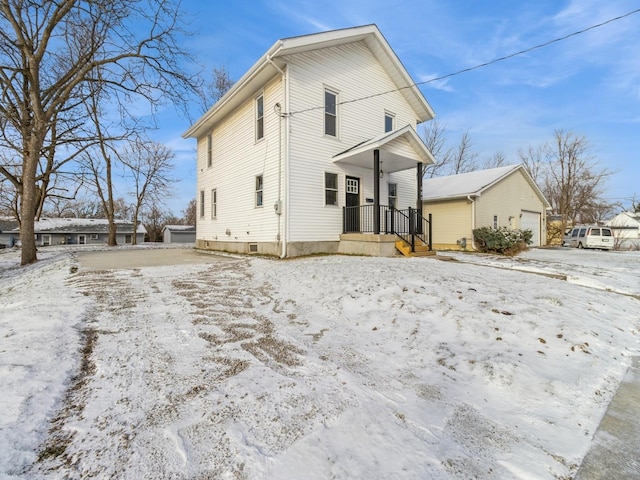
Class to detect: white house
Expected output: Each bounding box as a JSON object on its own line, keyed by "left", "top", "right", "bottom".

{"left": 606, "top": 211, "right": 640, "bottom": 250}
{"left": 422, "top": 165, "right": 550, "bottom": 250}
{"left": 183, "top": 25, "right": 436, "bottom": 257}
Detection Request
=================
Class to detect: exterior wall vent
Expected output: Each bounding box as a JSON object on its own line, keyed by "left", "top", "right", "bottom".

{"left": 249, "top": 243, "right": 258, "bottom": 253}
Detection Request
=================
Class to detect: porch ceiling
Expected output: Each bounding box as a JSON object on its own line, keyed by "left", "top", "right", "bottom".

{"left": 332, "top": 125, "right": 435, "bottom": 173}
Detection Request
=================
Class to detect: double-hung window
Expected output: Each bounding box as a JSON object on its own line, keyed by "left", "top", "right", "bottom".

{"left": 324, "top": 88, "right": 338, "bottom": 137}
{"left": 255, "top": 175, "right": 263, "bottom": 207}
{"left": 207, "top": 133, "right": 212, "bottom": 167}
{"left": 211, "top": 188, "right": 217, "bottom": 219}
{"left": 256, "top": 95, "right": 264, "bottom": 141}
{"left": 325, "top": 172, "right": 338, "bottom": 206}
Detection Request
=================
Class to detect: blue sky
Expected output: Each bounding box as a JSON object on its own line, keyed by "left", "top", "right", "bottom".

{"left": 156, "top": 0, "right": 640, "bottom": 215}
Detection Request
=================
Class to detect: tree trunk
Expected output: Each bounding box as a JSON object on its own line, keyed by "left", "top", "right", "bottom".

{"left": 20, "top": 146, "right": 40, "bottom": 265}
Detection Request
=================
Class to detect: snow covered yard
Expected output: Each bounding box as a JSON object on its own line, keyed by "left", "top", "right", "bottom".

{"left": 0, "top": 245, "right": 638, "bottom": 479}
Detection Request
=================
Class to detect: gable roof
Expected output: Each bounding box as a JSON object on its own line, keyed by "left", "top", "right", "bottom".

{"left": 607, "top": 211, "right": 640, "bottom": 227}
{"left": 422, "top": 164, "right": 550, "bottom": 207}
{"left": 333, "top": 125, "right": 434, "bottom": 172}
{"left": 183, "top": 24, "right": 435, "bottom": 139}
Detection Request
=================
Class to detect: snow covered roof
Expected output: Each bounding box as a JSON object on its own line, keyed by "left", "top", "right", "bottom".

{"left": 422, "top": 164, "right": 549, "bottom": 207}
{"left": 33, "top": 218, "right": 147, "bottom": 234}
{"left": 607, "top": 211, "right": 640, "bottom": 228}
{"left": 163, "top": 225, "right": 195, "bottom": 232}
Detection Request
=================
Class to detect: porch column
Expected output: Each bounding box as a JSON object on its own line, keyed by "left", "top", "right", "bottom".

{"left": 374, "top": 149, "right": 380, "bottom": 234}
{"left": 416, "top": 162, "right": 423, "bottom": 216}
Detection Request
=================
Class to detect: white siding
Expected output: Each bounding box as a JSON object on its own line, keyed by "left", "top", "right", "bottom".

{"left": 284, "top": 41, "right": 422, "bottom": 242}
{"left": 196, "top": 76, "right": 284, "bottom": 244}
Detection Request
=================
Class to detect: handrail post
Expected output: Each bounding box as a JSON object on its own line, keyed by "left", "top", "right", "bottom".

{"left": 428, "top": 213, "right": 432, "bottom": 251}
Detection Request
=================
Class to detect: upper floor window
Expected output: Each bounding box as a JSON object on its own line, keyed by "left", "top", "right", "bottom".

{"left": 207, "top": 133, "right": 212, "bottom": 167}
{"left": 384, "top": 112, "right": 395, "bottom": 133}
{"left": 325, "top": 172, "right": 338, "bottom": 206}
{"left": 256, "top": 95, "right": 264, "bottom": 141}
{"left": 255, "top": 175, "right": 263, "bottom": 207}
{"left": 324, "top": 88, "right": 338, "bottom": 137}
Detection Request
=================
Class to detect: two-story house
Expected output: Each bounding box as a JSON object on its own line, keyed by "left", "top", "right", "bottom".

{"left": 183, "top": 24, "right": 436, "bottom": 257}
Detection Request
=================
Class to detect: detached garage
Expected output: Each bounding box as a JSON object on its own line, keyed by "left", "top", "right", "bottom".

{"left": 422, "top": 164, "right": 550, "bottom": 250}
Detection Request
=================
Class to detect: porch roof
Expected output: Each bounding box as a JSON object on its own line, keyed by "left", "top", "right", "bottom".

{"left": 332, "top": 125, "right": 435, "bottom": 173}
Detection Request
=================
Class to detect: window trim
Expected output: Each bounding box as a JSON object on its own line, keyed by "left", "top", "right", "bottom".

{"left": 199, "top": 190, "right": 205, "bottom": 218}
{"left": 325, "top": 171, "right": 338, "bottom": 206}
{"left": 207, "top": 133, "right": 212, "bottom": 167}
{"left": 255, "top": 94, "right": 264, "bottom": 141}
{"left": 324, "top": 87, "right": 339, "bottom": 137}
{"left": 255, "top": 175, "right": 263, "bottom": 207}
{"left": 211, "top": 188, "right": 217, "bottom": 219}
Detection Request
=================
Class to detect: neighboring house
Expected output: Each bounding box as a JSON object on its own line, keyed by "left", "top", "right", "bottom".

{"left": 183, "top": 25, "right": 436, "bottom": 257}
{"left": 606, "top": 211, "right": 640, "bottom": 250}
{"left": 163, "top": 225, "right": 196, "bottom": 244}
{"left": 0, "top": 219, "right": 20, "bottom": 247}
{"left": 422, "top": 164, "right": 550, "bottom": 250}
{"left": 0, "top": 218, "right": 146, "bottom": 246}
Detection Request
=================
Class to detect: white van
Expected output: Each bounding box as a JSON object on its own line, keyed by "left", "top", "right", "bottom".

{"left": 563, "top": 225, "right": 614, "bottom": 250}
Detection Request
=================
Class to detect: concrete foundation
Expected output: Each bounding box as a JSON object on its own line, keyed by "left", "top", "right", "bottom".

{"left": 338, "top": 233, "right": 398, "bottom": 257}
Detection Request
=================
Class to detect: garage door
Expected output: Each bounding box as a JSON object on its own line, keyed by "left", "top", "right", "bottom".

{"left": 521, "top": 211, "right": 541, "bottom": 246}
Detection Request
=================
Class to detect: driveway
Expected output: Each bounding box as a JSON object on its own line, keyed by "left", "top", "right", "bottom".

{"left": 77, "top": 247, "right": 234, "bottom": 270}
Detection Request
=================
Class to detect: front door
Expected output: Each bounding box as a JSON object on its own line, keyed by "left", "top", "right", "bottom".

{"left": 345, "top": 176, "right": 360, "bottom": 232}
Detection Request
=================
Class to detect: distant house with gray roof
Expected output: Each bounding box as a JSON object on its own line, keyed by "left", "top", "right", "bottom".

{"left": 0, "top": 218, "right": 146, "bottom": 247}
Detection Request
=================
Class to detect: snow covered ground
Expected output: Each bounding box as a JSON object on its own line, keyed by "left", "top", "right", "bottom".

{"left": 1, "top": 245, "right": 638, "bottom": 479}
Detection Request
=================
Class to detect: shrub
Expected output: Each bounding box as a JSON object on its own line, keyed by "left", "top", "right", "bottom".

{"left": 473, "top": 226, "right": 533, "bottom": 255}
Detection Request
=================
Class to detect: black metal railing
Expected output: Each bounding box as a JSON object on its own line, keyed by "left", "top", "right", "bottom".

{"left": 343, "top": 205, "right": 432, "bottom": 252}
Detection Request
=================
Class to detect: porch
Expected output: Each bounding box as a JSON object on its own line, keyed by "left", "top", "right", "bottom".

{"left": 339, "top": 205, "right": 434, "bottom": 257}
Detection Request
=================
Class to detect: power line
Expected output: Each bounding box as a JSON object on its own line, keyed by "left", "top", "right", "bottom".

{"left": 287, "top": 8, "right": 640, "bottom": 117}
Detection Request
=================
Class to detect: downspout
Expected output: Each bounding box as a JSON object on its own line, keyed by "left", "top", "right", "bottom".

{"left": 467, "top": 195, "right": 477, "bottom": 250}
{"left": 267, "top": 56, "right": 289, "bottom": 259}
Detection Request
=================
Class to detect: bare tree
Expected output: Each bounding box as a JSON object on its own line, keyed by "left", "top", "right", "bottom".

{"left": 422, "top": 121, "right": 478, "bottom": 177}
{"left": 518, "top": 145, "right": 546, "bottom": 184}
{"left": 0, "top": 0, "right": 198, "bottom": 265}
{"left": 121, "top": 140, "right": 176, "bottom": 245}
{"left": 482, "top": 151, "right": 507, "bottom": 169}
{"left": 183, "top": 199, "right": 197, "bottom": 226}
{"left": 522, "top": 130, "right": 613, "bottom": 232}
{"left": 449, "top": 131, "right": 478, "bottom": 174}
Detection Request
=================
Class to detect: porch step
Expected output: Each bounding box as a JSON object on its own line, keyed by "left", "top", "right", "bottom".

{"left": 395, "top": 240, "right": 436, "bottom": 257}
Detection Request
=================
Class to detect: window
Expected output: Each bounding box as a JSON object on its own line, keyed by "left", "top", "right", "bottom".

{"left": 207, "top": 133, "right": 212, "bottom": 167}
{"left": 324, "top": 88, "right": 338, "bottom": 136}
{"left": 384, "top": 112, "right": 395, "bottom": 133}
{"left": 256, "top": 95, "right": 264, "bottom": 141}
{"left": 200, "top": 190, "right": 205, "bottom": 218}
{"left": 255, "top": 175, "right": 263, "bottom": 207}
{"left": 211, "top": 188, "right": 217, "bottom": 219}
{"left": 325, "top": 172, "right": 338, "bottom": 206}
{"left": 388, "top": 183, "right": 397, "bottom": 209}
{"left": 493, "top": 215, "right": 498, "bottom": 229}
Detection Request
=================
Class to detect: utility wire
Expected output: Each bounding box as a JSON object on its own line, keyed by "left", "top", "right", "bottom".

{"left": 287, "top": 8, "right": 640, "bottom": 117}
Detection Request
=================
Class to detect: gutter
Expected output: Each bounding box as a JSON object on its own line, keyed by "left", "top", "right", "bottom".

{"left": 467, "top": 195, "right": 477, "bottom": 250}
{"left": 266, "top": 56, "right": 289, "bottom": 259}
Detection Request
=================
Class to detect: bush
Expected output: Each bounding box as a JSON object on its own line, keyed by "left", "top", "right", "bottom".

{"left": 473, "top": 226, "right": 533, "bottom": 255}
